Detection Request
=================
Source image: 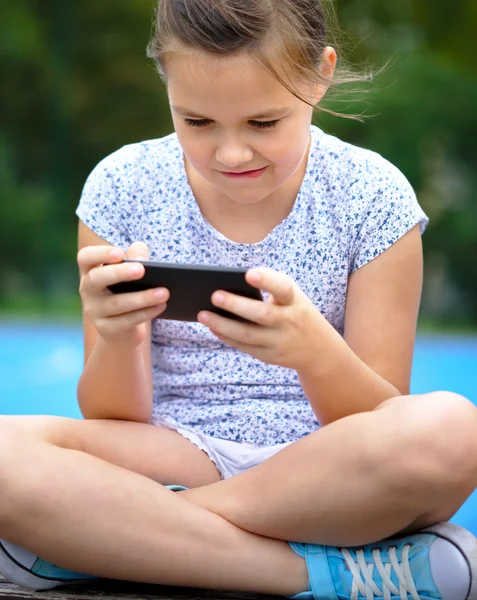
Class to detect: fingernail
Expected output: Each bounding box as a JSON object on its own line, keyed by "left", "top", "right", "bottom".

{"left": 249, "top": 270, "right": 261, "bottom": 283}
{"left": 213, "top": 292, "right": 224, "bottom": 305}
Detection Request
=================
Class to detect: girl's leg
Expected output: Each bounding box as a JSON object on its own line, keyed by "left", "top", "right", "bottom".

{"left": 183, "top": 391, "right": 477, "bottom": 546}
{"left": 1, "top": 415, "right": 222, "bottom": 488}
{"left": 0, "top": 417, "right": 308, "bottom": 594}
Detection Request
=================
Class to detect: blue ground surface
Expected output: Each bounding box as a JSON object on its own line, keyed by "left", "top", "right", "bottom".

{"left": 1, "top": 322, "right": 476, "bottom": 534}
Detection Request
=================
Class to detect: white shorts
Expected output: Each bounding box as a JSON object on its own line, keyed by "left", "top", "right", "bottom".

{"left": 151, "top": 414, "right": 294, "bottom": 479}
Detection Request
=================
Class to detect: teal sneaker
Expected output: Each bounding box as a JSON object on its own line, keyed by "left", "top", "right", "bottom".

{"left": 0, "top": 484, "right": 188, "bottom": 590}
{"left": 288, "top": 522, "right": 477, "bottom": 600}
{"left": 0, "top": 539, "right": 97, "bottom": 590}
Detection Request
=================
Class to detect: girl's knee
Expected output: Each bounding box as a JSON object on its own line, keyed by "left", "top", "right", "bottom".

{"left": 0, "top": 414, "right": 82, "bottom": 448}
{"left": 404, "top": 391, "right": 477, "bottom": 482}
{"left": 377, "top": 390, "right": 477, "bottom": 445}
{"left": 414, "top": 391, "right": 477, "bottom": 446}
{"left": 411, "top": 392, "right": 477, "bottom": 521}
{"left": 0, "top": 415, "right": 78, "bottom": 528}
{"left": 0, "top": 415, "right": 45, "bottom": 458}
{"left": 373, "top": 391, "right": 477, "bottom": 491}
{"left": 0, "top": 415, "right": 76, "bottom": 493}
{"left": 0, "top": 417, "right": 37, "bottom": 526}
{"left": 0, "top": 414, "right": 72, "bottom": 437}
{"left": 434, "top": 391, "right": 477, "bottom": 458}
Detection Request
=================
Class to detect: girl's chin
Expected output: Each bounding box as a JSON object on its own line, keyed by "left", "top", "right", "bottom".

{"left": 217, "top": 190, "right": 272, "bottom": 205}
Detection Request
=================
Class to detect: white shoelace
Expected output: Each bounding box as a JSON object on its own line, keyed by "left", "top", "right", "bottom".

{"left": 341, "top": 544, "right": 420, "bottom": 600}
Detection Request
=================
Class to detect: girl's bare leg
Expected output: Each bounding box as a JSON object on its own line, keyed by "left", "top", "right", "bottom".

{"left": 184, "top": 392, "right": 477, "bottom": 546}
{"left": 1, "top": 390, "right": 476, "bottom": 591}
{"left": 9, "top": 415, "right": 224, "bottom": 489}
{"left": 0, "top": 418, "right": 308, "bottom": 594}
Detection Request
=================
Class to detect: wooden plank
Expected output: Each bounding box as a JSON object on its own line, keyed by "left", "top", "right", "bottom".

{"left": 0, "top": 576, "right": 282, "bottom": 600}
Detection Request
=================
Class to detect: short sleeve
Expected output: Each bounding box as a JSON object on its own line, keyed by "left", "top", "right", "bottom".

{"left": 349, "top": 158, "right": 429, "bottom": 273}
{"left": 76, "top": 149, "right": 134, "bottom": 250}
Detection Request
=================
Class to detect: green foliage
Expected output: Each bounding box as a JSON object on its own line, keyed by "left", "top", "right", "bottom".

{"left": 0, "top": 0, "right": 476, "bottom": 322}
{"left": 320, "top": 0, "right": 477, "bottom": 322}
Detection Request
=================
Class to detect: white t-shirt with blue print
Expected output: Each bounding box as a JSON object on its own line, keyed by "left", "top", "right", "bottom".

{"left": 76, "top": 124, "right": 428, "bottom": 445}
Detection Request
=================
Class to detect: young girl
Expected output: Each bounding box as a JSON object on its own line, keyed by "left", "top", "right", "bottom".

{"left": 1, "top": 0, "right": 477, "bottom": 597}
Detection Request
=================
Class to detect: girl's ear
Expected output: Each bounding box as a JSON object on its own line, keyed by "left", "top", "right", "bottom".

{"left": 322, "top": 46, "right": 337, "bottom": 78}
{"left": 313, "top": 46, "right": 337, "bottom": 105}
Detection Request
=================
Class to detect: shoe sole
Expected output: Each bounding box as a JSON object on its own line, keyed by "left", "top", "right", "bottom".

{"left": 0, "top": 541, "right": 88, "bottom": 591}
{"left": 423, "top": 522, "right": 477, "bottom": 600}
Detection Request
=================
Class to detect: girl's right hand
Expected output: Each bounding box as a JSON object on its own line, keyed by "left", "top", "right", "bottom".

{"left": 78, "top": 241, "right": 169, "bottom": 347}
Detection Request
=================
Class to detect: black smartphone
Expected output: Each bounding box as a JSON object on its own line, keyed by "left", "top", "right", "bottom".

{"left": 108, "top": 260, "right": 262, "bottom": 322}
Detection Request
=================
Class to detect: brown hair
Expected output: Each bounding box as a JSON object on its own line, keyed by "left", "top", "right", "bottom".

{"left": 146, "top": 0, "right": 373, "bottom": 119}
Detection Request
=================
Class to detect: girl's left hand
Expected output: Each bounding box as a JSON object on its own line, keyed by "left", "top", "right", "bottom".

{"left": 197, "top": 267, "right": 323, "bottom": 370}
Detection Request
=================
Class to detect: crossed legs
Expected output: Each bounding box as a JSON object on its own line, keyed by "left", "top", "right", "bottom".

{"left": 0, "top": 391, "right": 476, "bottom": 592}
{"left": 183, "top": 392, "right": 477, "bottom": 545}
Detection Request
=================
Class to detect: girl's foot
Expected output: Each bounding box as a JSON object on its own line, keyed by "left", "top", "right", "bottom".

{"left": 288, "top": 522, "right": 476, "bottom": 600}
{"left": 0, "top": 538, "right": 97, "bottom": 590}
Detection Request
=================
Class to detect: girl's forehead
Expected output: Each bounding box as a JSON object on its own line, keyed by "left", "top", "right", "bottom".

{"left": 165, "top": 49, "right": 304, "bottom": 104}
{"left": 165, "top": 49, "right": 268, "bottom": 81}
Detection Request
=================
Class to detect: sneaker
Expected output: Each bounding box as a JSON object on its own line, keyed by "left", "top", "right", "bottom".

{"left": 288, "top": 522, "right": 477, "bottom": 600}
{"left": 0, "top": 484, "right": 188, "bottom": 590}
{"left": 0, "top": 540, "right": 97, "bottom": 591}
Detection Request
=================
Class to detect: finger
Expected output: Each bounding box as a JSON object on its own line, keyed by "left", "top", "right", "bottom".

{"left": 77, "top": 245, "right": 124, "bottom": 275}
{"left": 209, "top": 329, "right": 260, "bottom": 356}
{"left": 125, "top": 241, "right": 150, "bottom": 260}
{"left": 210, "top": 290, "right": 278, "bottom": 327}
{"left": 84, "top": 260, "right": 147, "bottom": 295}
{"left": 246, "top": 268, "right": 295, "bottom": 306}
{"left": 198, "top": 310, "right": 268, "bottom": 348}
{"left": 101, "top": 303, "right": 167, "bottom": 335}
{"left": 105, "top": 287, "right": 169, "bottom": 318}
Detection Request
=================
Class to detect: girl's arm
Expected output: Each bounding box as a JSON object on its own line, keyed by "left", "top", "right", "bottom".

{"left": 77, "top": 326, "right": 154, "bottom": 423}
{"left": 76, "top": 222, "right": 154, "bottom": 423}
{"left": 199, "top": 224, "right": 423, "bottom": 427}
{"left": 296, "top": 224, "right": 423, "bottom": 424}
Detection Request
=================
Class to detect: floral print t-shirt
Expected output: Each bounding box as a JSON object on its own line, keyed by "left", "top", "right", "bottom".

{"left": 76, "top": 124, "right": 428, "bottom": 445}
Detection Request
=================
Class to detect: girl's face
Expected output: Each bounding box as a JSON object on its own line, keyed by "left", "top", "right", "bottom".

{"left": 165, "top": 48, "right": 335, "bottom": 205}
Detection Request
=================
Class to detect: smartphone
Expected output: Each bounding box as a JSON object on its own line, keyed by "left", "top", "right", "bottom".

{"left": 108, "top": 260, "right": 262, "bottom": 322}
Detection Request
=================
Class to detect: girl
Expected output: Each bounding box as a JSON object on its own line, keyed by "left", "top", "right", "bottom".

{"left": 1, "top": 0, "right": 477, "bottom": 598}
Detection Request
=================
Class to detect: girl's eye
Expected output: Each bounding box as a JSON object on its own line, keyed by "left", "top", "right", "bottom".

{"left": 183, "top": 118, "right": 280, "bottom": 130}
{"left": 250, "top": 120, "right": 280, "bottom": 129}
{"left": 184, "top": 118, "right": 210, "bottom": 128}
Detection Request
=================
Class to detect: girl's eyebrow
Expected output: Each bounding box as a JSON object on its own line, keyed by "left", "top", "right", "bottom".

{"left": 171, "top": 105, "right": 291, "bottom": 119}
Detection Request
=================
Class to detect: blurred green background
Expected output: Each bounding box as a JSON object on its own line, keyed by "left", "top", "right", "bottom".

{"left": 1, "top": 0, "right": 476, "bottom": 329}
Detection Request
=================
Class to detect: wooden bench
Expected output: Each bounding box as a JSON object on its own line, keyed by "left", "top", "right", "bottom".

{"left": 0, "top": 576, "right": 282, "bottom": 600}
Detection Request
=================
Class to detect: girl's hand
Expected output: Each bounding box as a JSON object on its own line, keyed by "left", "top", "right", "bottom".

{"left": 197, "top": 267, "right": 323, "bottom": 370}
{"left": 78, "top": 242, "right": 170, "bottom": 348}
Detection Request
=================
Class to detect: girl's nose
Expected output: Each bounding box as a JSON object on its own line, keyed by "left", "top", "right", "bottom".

{"left": 215, "top": 138, "right": 254, "bottom": 169}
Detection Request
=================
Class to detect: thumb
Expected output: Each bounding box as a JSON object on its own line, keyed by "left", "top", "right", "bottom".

{"left": 125, "top": 241, "right": 150, "bottom": 261}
